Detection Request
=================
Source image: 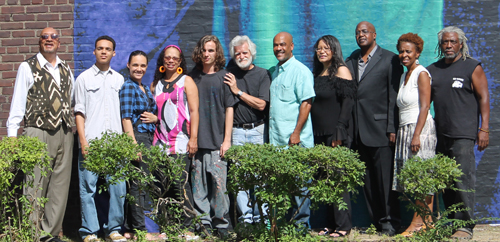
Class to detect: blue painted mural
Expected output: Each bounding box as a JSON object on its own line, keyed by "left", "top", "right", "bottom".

{"left": 74, "top": 0, "right": 500, "bottom": 224}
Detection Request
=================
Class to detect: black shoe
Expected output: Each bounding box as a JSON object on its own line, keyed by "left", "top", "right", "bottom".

{"left": 217, "top": 228, "right": 230, "bottom": 239}
{"left": 379, "top": 228, "right": 396, "bottom": 237}
{"left": 49, "top": 237, "right": 66, "bottom": 242}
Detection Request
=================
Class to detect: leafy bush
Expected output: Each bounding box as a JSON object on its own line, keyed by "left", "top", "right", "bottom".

{"left": 225, "top": 143, "right": 365, "bottom": 241}
{"left": 0, "top": 136, "right": 51, "bottom": 241}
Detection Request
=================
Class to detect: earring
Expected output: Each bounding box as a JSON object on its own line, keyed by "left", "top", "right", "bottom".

{"left": 159, "top": 66, "right": 166, "bottom": 73}
{"left": 177, "top": 67, "right": 183, "bottom": 74}
{"left": 415, "top": 59, "right": 419, "bottom": 65}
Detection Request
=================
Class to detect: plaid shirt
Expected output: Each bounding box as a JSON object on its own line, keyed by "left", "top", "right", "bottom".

{"left": 119, "top": 78, "right": 157, "bottom": 133}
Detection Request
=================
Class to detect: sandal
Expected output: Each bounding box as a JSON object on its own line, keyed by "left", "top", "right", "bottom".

{"left": 330, "top": 230, "right": 349, "bottom": 237}
{"left": 451, "top": 228, "right": 473, "bottom": 240}
{"left": 318, "top": 227, "right": 332, "bottom": 236}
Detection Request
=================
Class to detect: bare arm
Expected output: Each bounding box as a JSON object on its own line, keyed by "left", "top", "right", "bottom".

{"left": 185, "top": 76, "right": 199, "bottom": 157}
{"left": 471, "top": 64, "right": 490, "bottom": 151}
{"left": 289, "top": 98, "right": 312, "bottom": 145}
{"left": 410, "top": 71, "right": 432, "bottom": 153}
{"left": 76, "top": 113, "right": 88, "bottom": 157}
{"left": 224, "top": 72, "right": 266, "bottom": 110}
{"left": 220, "top": 107, "right": 234, "bottom": 157}
{"left": 121, "top": 118, "right": 137, "bottom": 144}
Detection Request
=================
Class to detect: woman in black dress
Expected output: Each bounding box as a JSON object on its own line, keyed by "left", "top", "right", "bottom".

{"left": 311, "top": 35, "right": 356, "bottom": 238}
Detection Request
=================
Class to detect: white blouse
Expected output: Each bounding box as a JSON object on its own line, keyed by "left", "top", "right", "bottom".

{"left": 397, "top": 65, "right": 432, "bottom": 126}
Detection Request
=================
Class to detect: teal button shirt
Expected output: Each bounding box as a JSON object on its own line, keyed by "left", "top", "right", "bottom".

{"left": 269, "top": 56, "right": 315, "bottom": 148}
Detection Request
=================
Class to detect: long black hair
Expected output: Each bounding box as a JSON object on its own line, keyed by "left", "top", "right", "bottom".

{"left": 312, "top": 35, "right": 346, "bottom": 79}
{"left": 128, "top": 50, "right": 148, "bottom": 64}
{"left": 152, "top": 46, "right": 187, "bottom": 90}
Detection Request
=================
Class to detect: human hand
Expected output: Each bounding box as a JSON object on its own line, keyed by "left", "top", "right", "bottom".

{"left": 288, "top": 132, "right": 301, "bottom": 146}
{"left": 220, "top": 141, "right": 231, "bottom": 157}
{"left": 223, "top": 72, "right": 239, "bottom": 95}
{"left": 477, "top": 130, "right": 489, "bottom": 151}
{"left": 187, "top": 138, "right": 198, "bottom": 158}
{"left": 331, "top": 140, "right": 342, "bottom": 148}
{"left": 140, "top": 112, "right": 158, "bottom": 124}
{"left": 388, "top": 133, "right": 396, "bottom": 146}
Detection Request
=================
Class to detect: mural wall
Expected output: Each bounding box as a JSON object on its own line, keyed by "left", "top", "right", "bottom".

{"left": 74, "top": 0, "right": 500, "bottom": 224}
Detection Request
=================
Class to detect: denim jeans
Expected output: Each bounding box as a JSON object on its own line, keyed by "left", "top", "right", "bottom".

{"left": 191, "top": 149, "right": 230, "bottom": 229}
{"left": 78, "top": 151, "right": 126, "bottom": 239}
{"left": 232, "top": 124, "right": 269, "bottom": 223}
{"left": 437, "top": 136, "right": 476, "bottom": 231}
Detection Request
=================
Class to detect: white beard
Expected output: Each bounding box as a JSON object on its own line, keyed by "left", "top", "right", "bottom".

{"left": 236, "top": 56, "right": 252, "bottom": 69}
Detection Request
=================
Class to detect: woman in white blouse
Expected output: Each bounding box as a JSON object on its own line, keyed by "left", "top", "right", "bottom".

{"left": 392, "top": 33, "right": 437, "bottom": 237}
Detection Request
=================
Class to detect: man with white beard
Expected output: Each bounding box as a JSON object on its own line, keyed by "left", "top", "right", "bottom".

{"left": 224, "top": 35, "right": 271, "bottom": 226}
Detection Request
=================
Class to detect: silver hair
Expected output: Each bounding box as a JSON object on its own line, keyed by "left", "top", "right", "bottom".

{"left": 436, "top": 26, "right": 471, "bottom": 60}
{"left": 229, "top": 35, "right": 257, "bottom": 60}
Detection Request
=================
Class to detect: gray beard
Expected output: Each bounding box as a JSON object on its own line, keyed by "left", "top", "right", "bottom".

{"left": 236, "top": 57, "right": 252, "bottom": 69}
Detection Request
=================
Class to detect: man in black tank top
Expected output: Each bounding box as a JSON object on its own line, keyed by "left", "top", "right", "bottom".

{"left": 427, "top": 26, "right": 490, "bottom": 240}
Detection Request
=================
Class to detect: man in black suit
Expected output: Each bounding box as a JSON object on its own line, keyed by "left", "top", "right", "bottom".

{"left": 345, "top": 21, "right": 403, "bottom": 236}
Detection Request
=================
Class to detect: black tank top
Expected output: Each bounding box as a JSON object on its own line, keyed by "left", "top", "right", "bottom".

{"left": 428, "top": 57, "right": 481, "bottom": 139}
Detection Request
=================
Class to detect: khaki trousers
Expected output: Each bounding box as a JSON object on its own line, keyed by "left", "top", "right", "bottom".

{"left": 23, "top": 125, "right": 73, "bottom": 239}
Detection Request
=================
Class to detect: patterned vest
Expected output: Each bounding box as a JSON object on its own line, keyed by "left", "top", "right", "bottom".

{"left": 24, "top": 55, "right": 75, "bottom": 130}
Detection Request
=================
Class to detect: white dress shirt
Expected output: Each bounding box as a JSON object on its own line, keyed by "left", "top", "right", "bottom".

{"left": 74, "top": 64, "right": 124, "bottom": 143}
{"left": 6, "top": 53, "right": 75, "bottom": 137}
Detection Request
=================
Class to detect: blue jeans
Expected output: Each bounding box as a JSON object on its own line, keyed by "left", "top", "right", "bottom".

{"left": 78, "top": 150, "right": 126, "bottom": 239}
{"left": 232, "top": 124, "right": 268, "bottom": 223}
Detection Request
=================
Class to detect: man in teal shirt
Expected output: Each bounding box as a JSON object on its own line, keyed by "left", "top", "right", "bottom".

{"left": 269, "top": 31, "right": 315, "bottom": 227}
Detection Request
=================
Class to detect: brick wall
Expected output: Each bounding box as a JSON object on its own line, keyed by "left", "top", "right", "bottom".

{"left": 0, "top": 0, "right": 74, "bottom": 137}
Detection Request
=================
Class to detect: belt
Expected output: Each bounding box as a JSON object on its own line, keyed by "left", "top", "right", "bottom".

{"left": 233, "top": 120, "right": 265, "bottom": 129}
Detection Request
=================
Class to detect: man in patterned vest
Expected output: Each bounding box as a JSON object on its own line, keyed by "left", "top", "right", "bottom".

{"left": 6, "top": 27, "right": 74, "bottom": 242}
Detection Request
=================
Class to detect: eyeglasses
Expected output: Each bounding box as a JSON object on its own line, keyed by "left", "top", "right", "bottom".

{"left": 40, "top": 34, "right": 59, "bottom": 40}
{"left": 164, "top": 56, "right": 180, "bottom": 62}
{"left": 355, "top": 29, "right": 375, "bottom": 36}
{"left": 315, "top": 47, "right": 331, "bottom": 53}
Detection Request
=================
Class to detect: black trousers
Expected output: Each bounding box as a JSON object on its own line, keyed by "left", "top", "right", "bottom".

{"left": 166, "top": 154, "right": 195, "bottom": 229}
{"left": 355, "top": 141, "right": 401, "bottom": 231}
{"left": 125, "top": 131, "right": 153, "bottom": 232}
{"left": 314, "top": 135, "right": 352, "bottom": 231}
{"left": 436, "top": 135, "right": 476, "bottom": 231}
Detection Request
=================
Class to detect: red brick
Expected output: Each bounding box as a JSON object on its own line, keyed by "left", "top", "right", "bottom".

{"left": 2, "top": 71, "right": 17, "bottom": 79}
{"left": 2, "top": 87, "right": 13, "bottom": 95}
{"left": 7, "top": 0, "right": 18, "bottom": 4}
{"left": 66, "top": 45, "right": 73, "bottom": 53}
{"left": 26, "top": 6, "right": 48, "bottom": 13}
{"left": 1, "top": 22, "right": 23, "bottom": 30}
{"left": 2, "top": 55, "right": 25, "bottom": 62}
{"left": 0, "top": 14, "right": 11, "bottom": 21}
{"left": 49, "top": 21, "right": 71, "bottom": 28}
{"left": 56, "top": 0, "right": 67, "bottom": 3}
{"left": 58, "top": 36, "right": 71, "bottom": 44}
{"left": 1, "top": 103, "right": 11, "bottom": 110}
{"left": 67, "top": 62, "right": 74, "bottom": 69}
{"left": 50, "top": 5, "right": 71, "bottom": 12}
{"left": 0, "top": 96, "right": 8, "bottom": 103}
{"left": 18, "top": 46, "right": 30, "bottom": 53}
{"left": 13, "top": 63, "right": 21, "bottom": 70}
{"left": 25, "top": 22, "right": 47, "bottom": 29}
{"left": 61, "top": 13, "right": 73, "bottom": 20}
{"left": 0, "top": 48, "right": 5, "bottom": 54}
{"left": 44, "top": 0, "right": 54, "bottom": 4}
{"left": 26, "top": 38, "right": 38, "bottom": 45}
{"left": 12, "top": 30, "right": 35, "bottom": 37}
{"left": 2, "top": 39, "right": 24, "bottom": 46}
{"left": 32, "top": 0, "right": 43, "bottom": 4}
{"left": 0, "top": 0, "right": 6, "bottom": 4}
{"left": 37, "top": 13, "right": 59, "bottom": 21}
{"left": 1, "top": 6, "right": 24, "bottom": 14}
{"left": 0, "top": 112, "right": 10, "bottom": 119}
{"left": 7, "top": 47, "right": 18, "bottom": 54}
{"left": 58, "top": 53, "right": 72, "bottom": 60}
{"left": 30, "top": 46, "right": 39, "bottom": 52}
{"left": 57, "top": 45, "right": 66, "bottom": 52}
{"left": 20, "top": 0, "right": 30, "bottom": 4}
{"left": 0, "top": 80, "right": 15, "bottom": 87}
{"left": 0, "top": 31, "right": 10, "bottom": 38}
{"left": 0, "top": 128, "right": 8, "bottom": 136}
{"left": 0, "top": 64, "right": 13, "bottom": 71}
{"left": 61, "top": 29, "right": 72, "bottom": 36}
{"left": 13, "top": 14, "right": 35, "bottom": 21}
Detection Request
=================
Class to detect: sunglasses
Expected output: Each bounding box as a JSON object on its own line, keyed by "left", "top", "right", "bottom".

{"left": 164, "top": 56, "right": 180, "bottom": 62}
{"left": 40, "top": 34, "right": 59, "bottom": 40}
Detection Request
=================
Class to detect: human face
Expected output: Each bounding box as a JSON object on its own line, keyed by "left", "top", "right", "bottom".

{"left": 355, "top": 22, "right": 376, "bottom": 48}
{"left": 234, "top": 42, "right": 253, "bottom": 70}
{"left": 315, "top": 40, "right": 333, "bottom": 64}
{"left": 127, "top": 55, "right": 148, "bottom": 82}
{"left": 273, "top": 33, "right": 294, "bottom": 65}
{"left": 39, "top": 28, "right": 60, "bottom": 54}
{"left": 163, "top": 47, "right": 181, "bottom": 72}
{"left": 440, "top": 32, "right": 462, "bottom": 62}
{"left": 93, "top": 40, "right": 116, "bottom": 66}
{"left": 398, "top": 42, "right": 420, "bottom": 68}
{"left": 202, "top": 41, "right": 217, "bottom": 67}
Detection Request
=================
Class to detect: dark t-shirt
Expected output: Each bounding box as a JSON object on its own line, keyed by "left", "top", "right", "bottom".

{"left": 227, "top": 66, "right": 271, "bottom": 124}
{"left": 189, "top": 68, "right": 237, "bottom": 150}
{"left": 427, "top": 57, "right": 481, "bottom": 139}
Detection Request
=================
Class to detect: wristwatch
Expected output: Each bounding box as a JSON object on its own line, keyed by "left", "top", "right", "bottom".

{"left": 237, "top": 90, "right": 244, "bottom": 97}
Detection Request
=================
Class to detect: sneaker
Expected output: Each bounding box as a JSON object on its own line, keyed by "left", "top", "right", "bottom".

{"left": 83, "top": 234, "right": 101, "bottom": 242}
{"left": 106, "top": 232, "right": 127, "bottom": 242}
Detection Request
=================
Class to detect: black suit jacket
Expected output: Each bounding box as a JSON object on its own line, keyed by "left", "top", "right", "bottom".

{"left": 345, "top": 46, "right": 403, "bottom": 147}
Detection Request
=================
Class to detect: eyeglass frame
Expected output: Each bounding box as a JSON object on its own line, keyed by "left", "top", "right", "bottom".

{"left": 40, "top": 34, "right": 59, "bottom": 40}
{"left": 355, "top": 29, "right": 375, "bottom": 36}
